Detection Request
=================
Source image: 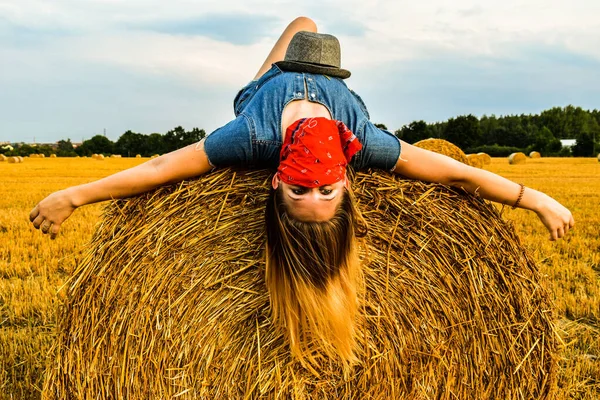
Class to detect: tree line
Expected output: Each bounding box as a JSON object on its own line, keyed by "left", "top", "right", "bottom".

{"left": 393, "top": 105, "right": 599, "bottom": 157}
{"left": 2, "top": 127, "right": 206, "bottom": 158}
{"left": 2, "top": 106, "right": 599, "bottom": 158}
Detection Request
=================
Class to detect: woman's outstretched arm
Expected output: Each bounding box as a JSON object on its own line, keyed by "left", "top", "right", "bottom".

{"left": 393, "top": 141, "right": 575, "bottom": 241}
{"left": 29, "top": 140, "right": 212, "bottom": 239}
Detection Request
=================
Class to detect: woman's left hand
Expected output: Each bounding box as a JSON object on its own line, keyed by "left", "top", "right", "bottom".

{"left": 533, "top": 193, "right": 575, "bottom": 241}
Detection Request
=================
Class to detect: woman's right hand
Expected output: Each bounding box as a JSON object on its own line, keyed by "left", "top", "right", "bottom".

{"left": 29, "top": 188, "right": 77, "bottom": 239}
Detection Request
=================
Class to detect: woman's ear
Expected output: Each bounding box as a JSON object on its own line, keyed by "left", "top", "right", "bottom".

{"left": 272, "top": 173, "right": 280, "bottom": 190}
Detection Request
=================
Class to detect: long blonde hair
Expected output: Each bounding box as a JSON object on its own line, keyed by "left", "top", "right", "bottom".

{"left": 265, "top": 183, "right": 366, "bottom": 368}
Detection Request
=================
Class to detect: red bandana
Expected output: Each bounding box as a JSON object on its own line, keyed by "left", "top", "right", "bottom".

{"left": 277, "top": 117, "right": 362, "bottom": 188}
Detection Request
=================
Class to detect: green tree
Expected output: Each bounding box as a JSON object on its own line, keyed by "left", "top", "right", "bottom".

{"left": 115, "top": 131, "right": 146, "bottom": 157}
{"left": 529, "top": 127, "right": 561, "bottom": 155}
{"left": 395, "top": 120, "right": 429, "bottom": 144}
{"left": 163, "top": 126, "right": 205, "bottom": 153}
{"left": 442, "top": 115, "right": 481, "bottom": 149}
{"left": 145, "top": 133, "right": 165, "bottom": 156}
{"left": 57, "top": 139, "right": 76, "bottom": 157}
{"left": 76, "top": 135, "right": 114, "bottom": 156}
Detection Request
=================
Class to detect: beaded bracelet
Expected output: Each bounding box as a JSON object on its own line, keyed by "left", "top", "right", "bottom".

{"left": 512, "top": 183, "right": 525, "bottom": 209}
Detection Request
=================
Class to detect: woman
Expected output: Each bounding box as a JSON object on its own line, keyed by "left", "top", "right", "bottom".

{"left": 29, "top": 17, "right": 574, "bottom": 367}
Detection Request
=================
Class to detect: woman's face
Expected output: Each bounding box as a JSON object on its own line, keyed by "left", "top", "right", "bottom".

{"left": 272, "top": 175, "right": 346, "bottom": 222}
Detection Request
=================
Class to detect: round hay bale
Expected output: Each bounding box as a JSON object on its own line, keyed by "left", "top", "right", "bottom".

{"left": 43, "top": 169, "right": 558, "bottom": 399}
{"left": 50, "top": 154, "right": 57, "bottom": 158}
{"left": 96, "top": 154, "right": 105, "bottom": 160}
{"left": 7, "top": 156, "right": 19, "bottom": 163}
{"left": 477, "top": 152, "right": 492, "bottom": 165}
{"left": 151, "top": 154, "right": 160, "bottom": 159}
{"left": 466, "top": 154, "right": 483, "bottom": 168}
{"left": 136, "top": 154, "right": 142, "bottom": 158}
{"left": 413, "top": 138, "right": 469, "bottom": 164}
{"left": 18, "top": 156, "right": 24, "bottom": 162}
{"left": 508, "top": 152, "right": 527, "bottom": 165}
{"left": 39, "top": 153, "right": 46, "bottom": 158}
{"left": 0, "top": 154, "right": 7, "bottom": 161}
{"left": 110, "top": 154, "right": 122, "bottom": 158}
{"left": 529, "top": 151, "right": 541, "bottom": 158}
{"left": 30, "top": 154, "right": 38, "bottom": 158}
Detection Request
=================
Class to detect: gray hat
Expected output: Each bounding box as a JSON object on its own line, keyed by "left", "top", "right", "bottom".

{"left": 275, "top": 31, "right": 351, "bottom": 79}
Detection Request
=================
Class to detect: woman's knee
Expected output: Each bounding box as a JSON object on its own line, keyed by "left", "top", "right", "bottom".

{"left": 288, "top": 16, "right": 317, "bottom": 33}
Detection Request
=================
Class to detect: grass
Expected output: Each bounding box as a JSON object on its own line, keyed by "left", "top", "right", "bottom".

{"left": 0, "top": 156, "right": 598, "bottom": 399}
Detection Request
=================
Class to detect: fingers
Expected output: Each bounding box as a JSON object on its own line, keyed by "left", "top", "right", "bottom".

{"left": 31, "top": 214, "right": 45, "bottom": 229}
{"left": 49, "top": 223, "right": 61, "bottom": 240}
{"left": 29, "top": 205, "right": 39, "bottom": 222}
{"left": 31, "top": 211, "right": 61, "bottom": 239}
{"left": 40, "top": 220, "right": 52, "bottom": 234}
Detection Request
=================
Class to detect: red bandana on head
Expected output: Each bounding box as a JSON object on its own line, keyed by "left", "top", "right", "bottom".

{"left": 277, "top": 117, "right": 362, "bottom": 188}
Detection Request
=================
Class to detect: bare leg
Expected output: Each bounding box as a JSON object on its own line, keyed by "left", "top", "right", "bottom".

{"left": 253, "top": 16, "right": 317, "bottom": 81}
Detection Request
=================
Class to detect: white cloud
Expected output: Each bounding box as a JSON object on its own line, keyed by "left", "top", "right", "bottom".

{"left": 1, "top": 0, "right": 599, "bottom": 141}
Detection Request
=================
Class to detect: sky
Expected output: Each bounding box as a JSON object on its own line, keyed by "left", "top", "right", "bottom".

{"left": 1, "top": 0, "right": 599, "bottom": 144}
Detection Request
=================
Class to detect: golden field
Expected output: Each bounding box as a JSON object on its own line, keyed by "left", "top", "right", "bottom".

{"left": 0, "top": 156, "right": 598, "bottom": 399}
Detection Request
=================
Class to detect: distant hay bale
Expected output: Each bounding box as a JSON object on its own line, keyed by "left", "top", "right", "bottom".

{"left": 508, "top": 152, "right": 527, "bottom": 165}
{"left": 136, "top": 154, "right": 142, "bottom": 158}
{"left": 477, "top": 152, "right": 492, "bottom": 165}
{"left": 30, "top": 154, "right": 38, "bottom": 158}
{"left": 7, "top": 157, "right": 20, "bottom": 163}
{"left": 39, "top": 154, "right": 46, "bottom": 158}
{"left": 50, "top": 154, "right": 57, "bottom": 158}
{"left": 110, "top": 154, "right": 122, "bottom": 158}
{"left": 529, "top": 151, "right": 541, "bottom": 158}
{"left": 414, "top": 138, "right": 469, "bottom": 164}
{"left": 0, "top": 154, "right": 7, "bottom": 161}
{"left": 44, "top": 169, "right": 558, "bottom": 399}
{"left": 18, "top": 156, "right": 24, "bottom": 162}
{"left": 151, "top": 154, "right": 160, "bottom": 159}
{"left": 466, "top": 154, "right": 484, "bottom": 168}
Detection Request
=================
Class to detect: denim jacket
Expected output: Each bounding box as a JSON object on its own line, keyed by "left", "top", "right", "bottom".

{"left": 204, "top": 64, "right": 401, "bottom": 171}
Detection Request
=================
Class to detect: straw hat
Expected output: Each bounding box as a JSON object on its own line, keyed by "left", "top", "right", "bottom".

{"left": 275, "top": 31, "right": 351, "bottom": 79}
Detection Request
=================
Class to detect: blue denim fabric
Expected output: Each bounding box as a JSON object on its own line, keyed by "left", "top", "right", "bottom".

{"left": 204, "top": 64, "right": 401, "bottom": 171}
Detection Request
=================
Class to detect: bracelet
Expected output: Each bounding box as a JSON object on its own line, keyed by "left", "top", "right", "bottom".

{"left": 512, "top": 183, "right": 525, "bottom": 209}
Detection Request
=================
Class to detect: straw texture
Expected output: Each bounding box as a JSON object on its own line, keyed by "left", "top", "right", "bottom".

{"left": 508, "top": 153, "right": 527, "bottom": 165}
{"left": 466, "top": 154, "right": 484, "bottom": 168}
{"left": 42, "top": 169, "right": 558, "bottom": 399}
{"left": 477, "top": 152, "right": 492, "bottom": 165}
{"left": 414, "top": 138, "right": 469, "bottom": 164}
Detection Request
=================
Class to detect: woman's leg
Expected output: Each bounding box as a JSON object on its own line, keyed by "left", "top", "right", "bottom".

{"left": 253, "top": 16, "right": 317, "bottom": 81}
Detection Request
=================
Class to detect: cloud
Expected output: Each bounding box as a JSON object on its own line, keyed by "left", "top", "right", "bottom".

{"left": 2, "top": 0, "right": 600, "bottom": 142}
{"left": 129, "top": 13, "right": 280, "bottom": 45}
{"left": 349, "top": 42, "right": 600, "bottom": 129}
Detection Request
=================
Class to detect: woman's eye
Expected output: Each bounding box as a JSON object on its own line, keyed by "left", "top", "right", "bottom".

{"left": 320, "top": 189, "right": 333, "bottom": 195}
{"left": 292, "top": 188, "right": 307, "bottom": 195}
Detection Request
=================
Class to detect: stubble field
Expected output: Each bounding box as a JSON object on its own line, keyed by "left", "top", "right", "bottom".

{"left": 0, "top": 156, "right": 598, "bottom": 399}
